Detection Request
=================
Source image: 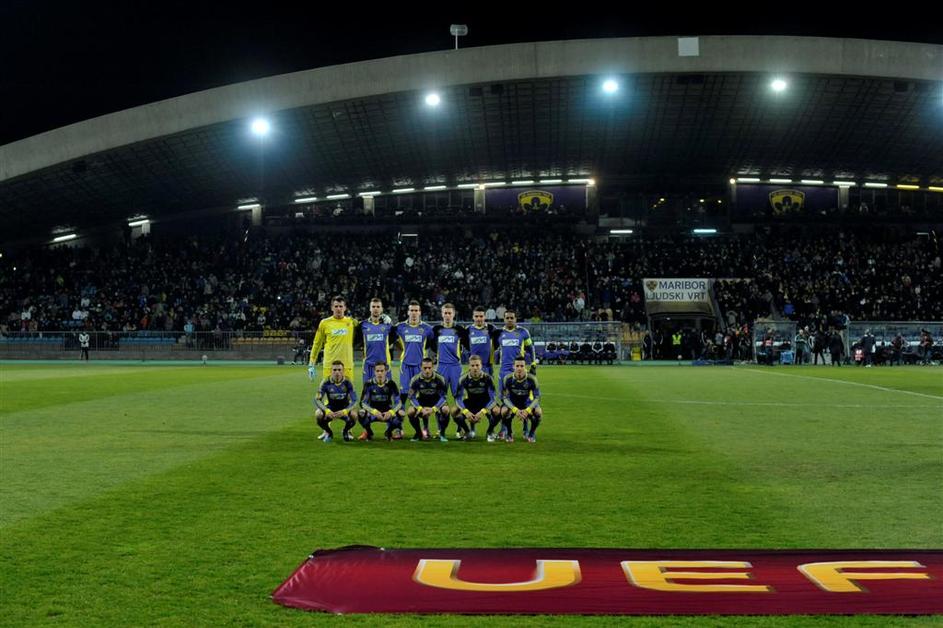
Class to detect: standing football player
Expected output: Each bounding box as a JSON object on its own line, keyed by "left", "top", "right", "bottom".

{"left": 467, "top": 306, "right": 500, "bottom": 377}
{"left": 394, "top": 300, "right": 434, "bottom": 407}
{"left": 308, "top": 296, "right": 356, "bottom": 383}
{"left": 430, "top": 303, "right": 467, "bottom": 399}
{"left": 356, "top": 297, "right": 397, "bottom": 384}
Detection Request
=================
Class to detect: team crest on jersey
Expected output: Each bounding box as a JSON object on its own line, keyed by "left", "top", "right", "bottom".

{"left": 769, "top": 189, "right": 805, "bottom": 214}
{"left": 518, "top": 190, "right": 553, "bottom": 211}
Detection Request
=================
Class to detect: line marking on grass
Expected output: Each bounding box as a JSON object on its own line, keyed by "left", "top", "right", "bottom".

{"left": 547, "top": 392, "right": 937, "bottom": 408}
{"left": 739, "top": 368, "right": 943, "bottom": 402}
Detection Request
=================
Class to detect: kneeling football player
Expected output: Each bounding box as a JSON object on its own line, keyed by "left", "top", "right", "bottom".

{"left": 500, "top": 357, "right": 542, "bottom": 443}
{"left": 314, "top": 360, "right": 359, "bottom": 443}
{"left": 359, "top": 362, "right": 405, "bottom": 441}
{"left": 407, "top": 358, "right": 451, "bottom": 442}
{"left": 453, "top": 355, "right": 500, "bottom": 441}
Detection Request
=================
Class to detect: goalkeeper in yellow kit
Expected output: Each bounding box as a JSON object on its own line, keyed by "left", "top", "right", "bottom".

{"left": 307, "top": 296, "right": 356, "bottom": 383}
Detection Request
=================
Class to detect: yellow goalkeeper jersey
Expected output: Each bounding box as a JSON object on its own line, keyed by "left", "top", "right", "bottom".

{"left": 308, "top": 316, "right": 356, "bottom": 371}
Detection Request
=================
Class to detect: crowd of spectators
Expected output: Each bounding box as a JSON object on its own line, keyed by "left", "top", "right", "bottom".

{"left": 2, "top": 228, "right": 940, "bottom": 336}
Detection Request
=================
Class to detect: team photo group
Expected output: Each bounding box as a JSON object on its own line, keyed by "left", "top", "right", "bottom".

{"left": 306, "top": 296, "right": 543, "bottom": 444}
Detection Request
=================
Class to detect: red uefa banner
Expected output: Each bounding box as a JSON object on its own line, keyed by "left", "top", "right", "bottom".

{"left": 272, "top": 547, "right": 943, "bottom": 615}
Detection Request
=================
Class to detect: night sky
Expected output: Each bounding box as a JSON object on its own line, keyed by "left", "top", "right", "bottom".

{"left": 2, "top": 2, "right": 940, "bottom": 146}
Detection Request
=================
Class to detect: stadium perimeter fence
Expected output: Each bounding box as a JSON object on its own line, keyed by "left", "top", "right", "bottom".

{"left": 0, "top": 321, "right": 634, "bottom": 362}
{"left": 752, "top": 320, "right": 943, "bottom": 365}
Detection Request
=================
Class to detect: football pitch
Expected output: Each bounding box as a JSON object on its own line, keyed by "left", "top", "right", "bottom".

{"left": 1, "top": 362, "right": 941, "bottom": 626}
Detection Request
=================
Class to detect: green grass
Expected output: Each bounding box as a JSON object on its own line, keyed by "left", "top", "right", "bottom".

{"left": 1, "top": 363, "right": 941, "bottom": 626}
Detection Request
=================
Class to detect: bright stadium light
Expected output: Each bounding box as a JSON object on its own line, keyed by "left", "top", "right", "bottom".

{"left": 425, "top": 93, "right": 441, "bottom": 107}
{"left": 424, "top": 185, "right": 447, "bottom": 191}
{"left": 250, "top": 118, "right": 271, "bottom": 136}
{"left": 326, "top": 193, "right": 351, "bottom": 200}
{"left": 127, "top": 219, "right": 150, "bottom": 227}
{"left": 511, "top": 180, "right": 535, "bottom": 185}
{"left": 771, "top": 78, "right": 788, "bottom": 92}
{"left": 729, "top": 178, "right": 737, "bottom": 185}
{"left": 482, "top": 181, "right": 506, "bottom": 187}
{"left": 609, "top": 229, "right": 634, "bottom": 234}
{"left": 602, "top": 79, "right": 619, "bottom": 94}
{"left": 897, "top": 184, "right": 920, "bottom": 190}
{"left": 737, "top": 177, "right": 761, "bottom": 183}
{"left": 294, "top": 197, "right": 318, "bottom": 203}
{"left": 237, "top": 203, "right": 261, "bottom": 210}
{"left": 928, "top": 186, "right": 943, "bottom": 193}
{"left": 833, "top": 181, "right": 856, "bottom": 187}
{"left": 456, "top": 183, "right": 479, "bottom": 189}
{"left": 801, "top": 180, "right": 825, "bottom": 185}
{"left": 864, "top": 182, "right": 888, "bottom": 188}
{"left": 392, "top": 187, "right": 415, "bottom": 194}
{"left": 693, "top": 228, "right": 717, "bottom": 234}
{"left": 53, "top": 233, "right": 77, "bottom": 242}
{"left": 769, "top": 179, "right": 793, "bottom": 184}
{"left": 539, "top": 179, "right": 563, "bottom": 184}
{"left": 358, "top": 191, "right": 381, "bottom": 197}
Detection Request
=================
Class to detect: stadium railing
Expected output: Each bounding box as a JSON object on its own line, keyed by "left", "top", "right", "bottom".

{"left": 0, "top": 322, "right": 634, "bottom": 361}
{"left": 846, "top": 321, "right": 943, "bottom": 365}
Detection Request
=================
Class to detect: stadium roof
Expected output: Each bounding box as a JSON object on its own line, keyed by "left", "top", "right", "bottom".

{"left": 1, "top": 36, "right": 941, "bottom": 242}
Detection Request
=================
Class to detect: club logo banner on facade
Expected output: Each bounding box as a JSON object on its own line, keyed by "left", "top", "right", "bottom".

{"left": 485, "top": 186, "right": 586, "bottom": 211}
{"left": 272, "top": 547, "right": 943, "bottom": 615}
{"left": 643, "top": 278, "right": 714, "bottom": 316}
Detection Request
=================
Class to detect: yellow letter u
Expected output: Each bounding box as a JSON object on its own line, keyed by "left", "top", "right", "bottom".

{"left": 413, "top": 559, "right": 581, "bottom": 592}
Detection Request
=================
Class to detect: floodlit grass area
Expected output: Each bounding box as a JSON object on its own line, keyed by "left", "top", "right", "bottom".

{"left": 1, "top": 362, "right": 941, "bottom": 626}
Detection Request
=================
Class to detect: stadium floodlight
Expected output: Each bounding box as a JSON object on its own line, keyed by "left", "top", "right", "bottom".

{"left": 833, "top": 181, "right": 856, "bottom": 187}
{"left": 801, "top": 180, "right": 825, "bottom": 185}
{"left": 392, "top": 187, "right": 415, "bottom": 194}
{"left": 400, "top": 232, "right": 419, "bottom": 238}
{"left": 609, "top": 229, "right": 634, "bottom": 234}
{"left": 737, "top": 177, "right": 761, "bottom": 183}
{"left": 568, "top": 178, "right": 591, "bottom": 184}
{"left": 539, "top": 179, "right": 563, "bottom": 184}
{"left": 482, "top": 181, "right": 506, "bottom": 187}
{"left": 771, "top": 78, "right": 788, "bottom": 92}
{"left": 864, "top": 182, "right": 888, "bottom": 188}
{"left": 250, "top": 118, "right": 270, "bottom": 136}
{"left": 729, "top": 178, "right": 737, "bottom": 185}
{"left": 456, "top": 183, "right": 479, "bottom": 189}
{"left": 450, "top": 24, "right": 468, "bottom": 50}
{"left": 896, "top": 184, "right": 920, "bottom": 190}
{"left": 693, "top": 228, "right": 717, "bottom": 234}
{"left": 602, "top": 79, "right": 619, "bottom": 94}
{"left": 769, "top": 179, "right": 793, "bottom": 184}
{"left": 424, "top": 185, "right": 448, "bottom": 191}
{"left": 53, "top": 233, "right": 77, "bottom": 242}
{"left": 237, "top": 203, "right": 261, "bottom": 210}
{"left": 127, "top": 219, "right": 150, "bottom": 227}
{"left": 357, "top": 191, "right": 381, "bottom": 197}
{"left": 511, "top": 180, "right": 535, "bottom": 185}
{"left": 326, "top": 193, "right": 351, "bottom": 200}
{"left": 294, "top": 197, "right": 318, "bottom": 203}
{"left": 425, "top": 93, "right": 441, "bottom": 107}
{"left": 928, "top": 186, "right": 943, "bottom": 192}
